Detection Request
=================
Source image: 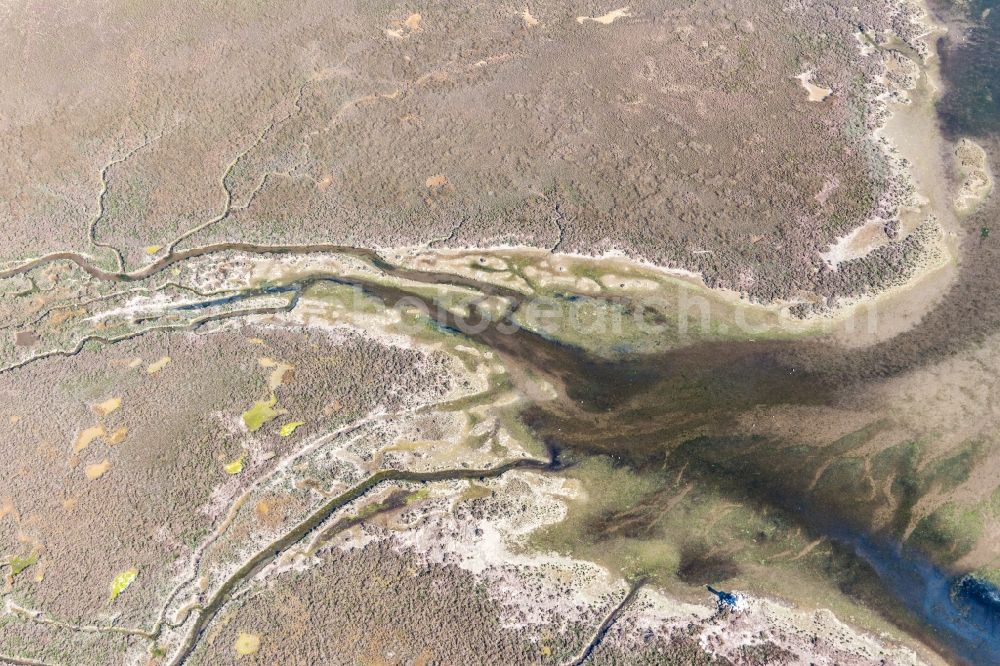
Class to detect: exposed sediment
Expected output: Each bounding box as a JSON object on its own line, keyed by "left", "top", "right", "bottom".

{"left": 954, "top": 138, "right": 994, "bottom": 213}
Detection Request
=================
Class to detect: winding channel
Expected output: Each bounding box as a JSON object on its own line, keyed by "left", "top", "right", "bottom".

{"left": 1, "top": 1, "right": 999, "bottom": 659}
{"left": 3, "top": 3, "right": 1000, "bottom": 659}
{"left": 4, "top": 221, "right": 1000, "bottom": 663}
{"left": 168, "top": 458, "right": 559, "bottom": 665}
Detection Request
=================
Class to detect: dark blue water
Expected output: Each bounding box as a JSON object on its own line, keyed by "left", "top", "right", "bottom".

{"left": 842, "top": 530, "right": 1000, "bottom": 664}
{"left": 936, "top": 0, "right": 1000, "bottom": 139}
{"left": 174, "top": 283, "right": 299, "bottom": 311}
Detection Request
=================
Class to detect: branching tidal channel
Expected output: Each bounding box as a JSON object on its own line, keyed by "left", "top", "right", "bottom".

{"left": 4, "top": 236, "right": 1000, "bottom": 664}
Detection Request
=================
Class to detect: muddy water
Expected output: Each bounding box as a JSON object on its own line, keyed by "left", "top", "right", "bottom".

{"left": 265, "top": 165, "right": 1000, "bottom": 665}
{"left": 262, "top": 246, "right": 998, "bottom": 662}
{"left": 7, "top": 213, "right": 997, "bottom": 660}
{"left": 510, "top": 285, "right": 999, "bottom": 663}
{"left": 936, "top": 0, "right": 1000, "bottom": 141}
{"left": 512, "top": 4, "right": 1000, "bottom": 656}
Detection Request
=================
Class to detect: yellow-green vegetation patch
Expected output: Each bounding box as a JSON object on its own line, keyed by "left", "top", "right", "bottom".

{"left": 234, "top": 631, "right": 261, "bottom": 656}
{"left": 404, "top": 487, "right": 431, "bottom": 504}
{"left": 109, "top": 568, "right": 138, "bottom": 602}
{"left": 530, "top": 457, "right": 669, "bottom": 577}
{"left": 92, "top": 396, "right": 121, "bottom": 416}
{"left": 531, "top": 455, "right": 825, "bottom": 590}
{"left": 975, "top": 566, "right": 1000, "bottom": 588}
{"left": 146, "top": 356, "right": 171, "bottom": 374}
{"left": 224, "top": 458, "right": 245, "bottom": 475}
{"left": 242, "top": 394, "right": 282, "bottom": 432}
{"left": 278, "top": 421, "right": 305, "bottom": 437}
{"left": 435, "top": 373, "right": 513, "bottom": 413}
{"left": 497, "top": 406, "right": 548, "bottom": 459}
{"left": 9, "top": 552, "right": 38, "bottom": 576}
{"left": 457, "top": 482, "right": 493, "bottom": 503}
{"left": 615, "top": 538, "right": 683, "bottom": 582}
{"left": 907, "top": 501, "right": 986, "bottom": 563}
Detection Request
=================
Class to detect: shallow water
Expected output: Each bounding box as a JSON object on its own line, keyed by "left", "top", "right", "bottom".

{"left": 268, "top": 259, "right": 1000, "bottom": 662}
{"left": 90, "top": 5, "right": 1000, "bottom": 657}
{"left": 229, "top": 232, "right": 1000, "bottom": 662}
{"left": 487, "top": 10, "right": 1000, "bottom": 649}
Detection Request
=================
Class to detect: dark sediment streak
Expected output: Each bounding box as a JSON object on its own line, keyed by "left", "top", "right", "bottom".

{"left": 6, "top": 221, "right": 1000, "bottom": 662}
{"left": 2, "top": 98, "right": 998, "bottom": 666}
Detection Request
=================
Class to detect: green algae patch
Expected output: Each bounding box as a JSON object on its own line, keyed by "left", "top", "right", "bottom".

{"left": 109, "top": 568, "right": 138, "bottom": 602}
{"left": 279, "top": 421, "right": 305, "bottom": 437}
{"left": 924, "top": 440, "right": 984, "bottom": 493}
{"left": 242, "top": 395, "right": 283, "bottom": 432}
{"left": 907, "top": 502, "right": 985, "bottom": 563}
{"left": 405, "top": 487, "right": 431, "bottom": 504}
{"left": 9, "top": 552, "right": 38, "bottom": 576}
{"left": 224, "top": 458, "right": 245, "bottom": 475}
{"left": 457, "top": 482, "right": 493, "bottom": 503}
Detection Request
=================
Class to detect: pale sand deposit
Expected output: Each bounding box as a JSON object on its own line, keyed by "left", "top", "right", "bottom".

{"left": 795, "top": 71, "right": 833, "bottom": 101}
{"left": 576, "top": 7, "right": 631, "bottom": 25}
{"left": 819, "top": 4, "right": 969, "bottom": 345}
